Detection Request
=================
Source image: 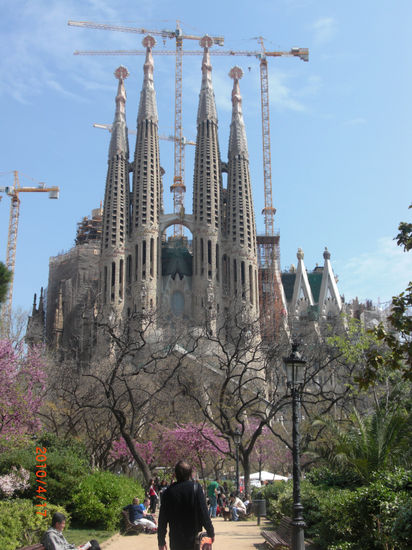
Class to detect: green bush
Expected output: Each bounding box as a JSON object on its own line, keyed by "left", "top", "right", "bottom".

{"left": 0, "top": 436, "right": 90, "bottom": 510}
{"left": 265, "top": 468, "right": 412, "bottom": 550}
{"left": 0, "top": 499, "right": 68, "bottom": 550}
{"left": 72, "top": 471, "right": 145, "bottom": 530}
{"left": 306, "top": 466, "right": 361, "bottom": 488}
{"left": 252, "top": 481, "right": 287, "bottom": 501}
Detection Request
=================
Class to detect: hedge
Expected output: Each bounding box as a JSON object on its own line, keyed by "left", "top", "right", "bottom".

{"left": 72, "top": 471, "right": 145, "bottom": 530}
{"left": 0, "top": 499, "right": 68, "bottom": 550}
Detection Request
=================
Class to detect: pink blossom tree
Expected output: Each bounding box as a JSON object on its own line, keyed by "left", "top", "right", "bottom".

{"left": 110, "top": 423, "right": 229, "bottom": 484}
{"left": 0, "top": 339, "right": 47, "bottom": 445}
{"left": 248, "top": 420, "right": 291, "bottom": 477}
{"left": 158, "top": 423, "right": 228, "bottom": 483}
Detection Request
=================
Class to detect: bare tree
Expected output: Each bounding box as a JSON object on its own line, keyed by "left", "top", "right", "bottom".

{"left": 49, "top": 309, "right": 199, "bottom": 483}
{"left": 177, "top": 309, "right": 361, "bottom": 497}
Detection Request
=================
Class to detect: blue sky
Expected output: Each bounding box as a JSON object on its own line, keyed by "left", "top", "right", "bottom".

{"left": 0, "top": 0, "right": 411, "bottom": 314}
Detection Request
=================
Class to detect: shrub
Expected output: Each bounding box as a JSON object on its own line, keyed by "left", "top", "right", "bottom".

{"left": 72, "top": 471, "right": 145, "bottom": 530}
{"left": 253, "top": 481, "right": 287, "bottom": 501}
{"left": 304, "top": 468, "right": 412, "bottom": 550}
{"left": 0, "top": 499, "right": 68, "bottom": 550}
{"left": 0, "top": 437, "right": 90, "bottom": 509}
{"left": 306, "top": 466, "right": 361, "bottom": 488}
{"left": 264, "top": 468, "right": 412, "bottom": 550}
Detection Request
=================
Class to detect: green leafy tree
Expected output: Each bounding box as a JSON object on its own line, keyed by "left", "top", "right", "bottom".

{"left": 309, "top": 397, "right": 411, "bottom": 484}
{"left": 0, "top": 262, "right": 12, "bottom": 304}
{"left": 361, "top": 205, "right": 412, "bottom": 386}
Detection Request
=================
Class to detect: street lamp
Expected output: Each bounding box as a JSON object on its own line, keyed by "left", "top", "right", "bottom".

{"left": 234, "top": 427, "right": 242, "bottom": 494}
{"left": 283, "top": 342, "right": 307, "bottom": 550}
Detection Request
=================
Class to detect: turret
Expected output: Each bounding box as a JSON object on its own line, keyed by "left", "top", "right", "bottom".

{"left": 290, "top": 248, "right": 315, "bottom": 320}
{"left": 100, "top": 66, "right": 130, "bottom": 312}
{"left": 318, "top": 247, "right": 342, "bottom": 319}
{"left": 129, "top": 36, "right": 162, "bottom": 314}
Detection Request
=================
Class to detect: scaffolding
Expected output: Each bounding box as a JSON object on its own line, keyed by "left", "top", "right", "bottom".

{"left": 257, "top": 233, "right": 286, "bottom": 341}
{"left": 75, "top": 207, "right": 103, "bottom": 245}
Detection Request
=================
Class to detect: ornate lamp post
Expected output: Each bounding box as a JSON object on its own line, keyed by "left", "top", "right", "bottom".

{"left": 283, "top": 342, "right": 306, "bottom": 550}
{"left": 234, "top": 427, "right": 242, "bottom": 494}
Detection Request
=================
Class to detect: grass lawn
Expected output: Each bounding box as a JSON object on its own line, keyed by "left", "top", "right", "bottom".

{"left": 65, "top": 527, "right": 117, "bottom": 546}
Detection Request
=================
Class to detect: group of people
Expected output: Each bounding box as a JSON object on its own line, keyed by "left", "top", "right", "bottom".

{"left": 44, "top": 463, "right": 252, "bottom": 550}
{"left": 207, "top": 480, "right": 248, "bottom": 521}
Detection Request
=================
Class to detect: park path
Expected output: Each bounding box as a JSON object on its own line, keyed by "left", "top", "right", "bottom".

{"left": 101, "top": 517, "right": 266, "bottom": 550}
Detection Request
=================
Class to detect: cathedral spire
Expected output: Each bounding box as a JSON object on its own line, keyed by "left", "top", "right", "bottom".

{"left": 130, "top": 35, "right": 162, "bottom": 314}
{"left": 228, "top": 66, "right": 248, "bottom": 158}
{"left": 137, "top": 35, "right": 158, "bottom": 124}
{"left": 197, "top": 35, "right": 217, "bottom": 124}
{"left": 225, "top": 67, "right": 258, "bottom": 316}
{"left": 101, "top": 66, "right": 130, "bottom": 308}
{"left": 109, "top": 66, "right": 129, "bottom": 158}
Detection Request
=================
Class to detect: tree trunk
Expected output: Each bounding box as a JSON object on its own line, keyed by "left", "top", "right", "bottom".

{"left": 242, "top": 453, "right": 251, "bottom": 500}
{"left": 120, "top": 428, "right": 152, "bottom": 485}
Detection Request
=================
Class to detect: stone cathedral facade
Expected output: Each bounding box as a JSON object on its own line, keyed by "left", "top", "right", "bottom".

{"left": 27, "top": 36, "right": 345, "bottom": 359}
{"left": 100, "top": 39, "right": 259, "bottom": 329}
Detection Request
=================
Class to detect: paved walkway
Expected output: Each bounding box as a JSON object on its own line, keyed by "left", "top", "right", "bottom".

{"left": 101, "top": 517, "right": 266, "bottom": 550}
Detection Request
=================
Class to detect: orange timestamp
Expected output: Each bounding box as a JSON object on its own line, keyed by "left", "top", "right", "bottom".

{"left": 35, "top": 447, "right": 47, "bottom": 516}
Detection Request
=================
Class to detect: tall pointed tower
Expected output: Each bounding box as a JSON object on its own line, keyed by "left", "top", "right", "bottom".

{"left": 192, "top": 36, "right": 224, "bottom": 325}
{"left": 225, "top": 67, "right": 259, "bottom": 319}
{"left": 129, "top": 36, "right": 162, "bottom": 314}
{"left": 100, "top": 66, "right": 130, "bottom": 313}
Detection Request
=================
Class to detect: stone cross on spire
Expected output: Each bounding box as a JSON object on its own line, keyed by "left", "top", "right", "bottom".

{"left": 197, "top": 35, "right": 217, "bottom": 124}
{"left": 229, "top": 66, "right": 248, "bottom": 158}
{"left": 138, "top": 35, "right": 158, "bottom": 123}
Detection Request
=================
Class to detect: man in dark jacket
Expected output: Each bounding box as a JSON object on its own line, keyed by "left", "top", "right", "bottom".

{"left": 158, "top": 461, "right": 215, "bottom": 550}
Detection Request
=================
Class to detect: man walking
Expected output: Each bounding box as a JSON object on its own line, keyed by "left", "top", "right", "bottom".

{"left": 158, "top": 461, "right": 215, "bottom": 550}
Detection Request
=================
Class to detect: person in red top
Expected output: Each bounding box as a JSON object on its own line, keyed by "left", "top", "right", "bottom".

{"left": 148, "top": 479, "right": 159, "bottom": 513}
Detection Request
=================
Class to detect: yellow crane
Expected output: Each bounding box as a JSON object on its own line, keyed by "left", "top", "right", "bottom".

{"left": 0, "top": 171, "right": 59, "bottom": 336}
{"left": 74, "top": 39, "right": 307, "bottom": 237}
{"left": 68, "top": 20, "right": 224, "bottom": 238}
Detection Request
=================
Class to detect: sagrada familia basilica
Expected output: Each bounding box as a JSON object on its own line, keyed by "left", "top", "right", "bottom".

{"left": 26, "top": 36, "right": 345, "bottom": 360}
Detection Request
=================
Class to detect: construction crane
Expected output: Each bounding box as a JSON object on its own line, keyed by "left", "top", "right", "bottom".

{"left": 0, "top": 171, "right": 59, "bottom": 336}
{"left": 74, "top": 42, "right": 307, "bottom": 236}
{"left": 69, "top": 20, "right": 224, "bottom": 238}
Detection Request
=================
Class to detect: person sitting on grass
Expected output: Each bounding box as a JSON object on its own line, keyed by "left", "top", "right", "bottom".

{"left": 123, "top": 497, "right": 157, "bottom": 533}
{"left": 42, "top": 512, "right": 101, "bottom": 550}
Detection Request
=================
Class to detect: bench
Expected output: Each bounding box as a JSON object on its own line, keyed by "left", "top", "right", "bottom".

{"left": 262, "top": 516, "right": 314, "bottom": 550}
{"left": 121, "top": 510, "right": 145, "bottom": 535}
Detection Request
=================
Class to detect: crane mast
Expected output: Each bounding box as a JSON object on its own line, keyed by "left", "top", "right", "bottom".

{"left": 0, "top": 171, "right": 59, "bottom": 337}
{"left": 171, "top": 25, "right": 185, "bottom": 236}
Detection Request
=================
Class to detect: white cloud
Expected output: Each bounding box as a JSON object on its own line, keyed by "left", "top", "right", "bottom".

{"left": 311, "top": 17, "right": 337, "bottom": 45}
{"left": 0, "top": 0, "right": 160, "bottom": 103}
{"left": 344, "top": 117, "right": 367, "bottom": 126}
{"left": 336, "top": 237, "right": 412, "bottom": 303}
{"left": 268, "top": 71, "right": 306, "bottom": 112}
